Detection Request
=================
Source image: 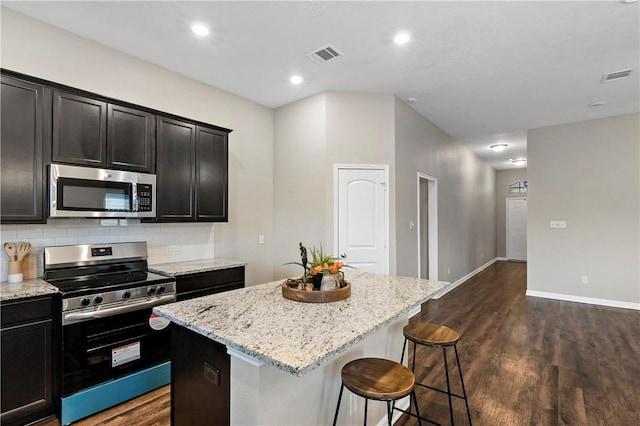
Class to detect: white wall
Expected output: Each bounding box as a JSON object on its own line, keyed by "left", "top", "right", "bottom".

{"left": 273, "top": 92, "right": 396, "bottom": 279}
{"left": 527, "top": 113, "right": 639, "bottom": 305}
{"left": 496, "top": 168, "right": 528, "bottom": 258}
{"left": 394, "top": 97, "right": 496, "bottom": 282}
{"left": 0, "top": 8, "right": 275, "bottom": 285}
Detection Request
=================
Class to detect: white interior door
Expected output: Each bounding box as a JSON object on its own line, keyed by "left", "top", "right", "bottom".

{"left": 507, "top": 197, "right": 527, "bottom": 261}
{"left": 335, "top": 167, "right": 388, "bottom": 274}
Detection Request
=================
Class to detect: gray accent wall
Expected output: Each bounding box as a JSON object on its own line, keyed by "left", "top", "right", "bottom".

{"left": 527, "top": 113, "right": 639, "bottom": 304}
{"left": 273, "top": 93, "right": 396, "bottom": 279}
{"left": 394, "top": 97, "right": 496, "bottom": 282}
{"left": 496, "top": 168, "right": 528, "bottom": 258}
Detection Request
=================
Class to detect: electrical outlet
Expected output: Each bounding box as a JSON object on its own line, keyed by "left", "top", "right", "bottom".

{"left": 581, "top": 275, "right": 588, "bottom": 285}
{"left": 168, "top": 245, "right": 180, "bottom": 253}
{"left": 349, "top": 393, "right": 357, "bottom": 416}
{"left": 258, "top": 235, "right": 265, "bottom": 245}
{"left": 447, "top": 267, "right": 451, "bottom": 275}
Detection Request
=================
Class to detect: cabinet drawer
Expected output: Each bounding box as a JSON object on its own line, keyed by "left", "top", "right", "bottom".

{"left": 175, "top": 267, "right": 244, "bottom": 296}
{"left": 1, "top": 297, "right": 53, "bottom": 328}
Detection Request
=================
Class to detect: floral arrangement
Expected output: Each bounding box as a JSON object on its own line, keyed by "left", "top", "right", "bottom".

{"left": 285, "top": 242, "right": 347, "bottom": 290}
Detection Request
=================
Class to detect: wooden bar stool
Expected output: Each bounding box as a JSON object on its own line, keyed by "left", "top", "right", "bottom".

{"left": 400, "top": 323, "right": 472, "bottom": 425}
{"left": 332, "top": 358, "right": 422, "bottom": 426}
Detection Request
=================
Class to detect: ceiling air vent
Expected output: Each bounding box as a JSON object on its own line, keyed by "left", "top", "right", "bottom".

{"left": 602, "top": 69, "right": 633, "bottom": 82}
{"left": 307, "top": 44, "right": 343, "bottom": 64}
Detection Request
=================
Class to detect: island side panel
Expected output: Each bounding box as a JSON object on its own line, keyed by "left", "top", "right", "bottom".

{"left": 171, "top": 324, "right": 231, "bottom": 425}
{"left": 229, "top": 314, "right": 408, "bottom": 425}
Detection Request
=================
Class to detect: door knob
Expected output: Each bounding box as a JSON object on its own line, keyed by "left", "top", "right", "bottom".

{"left": 340, "top": 253, "right": 347, "bottom": 258}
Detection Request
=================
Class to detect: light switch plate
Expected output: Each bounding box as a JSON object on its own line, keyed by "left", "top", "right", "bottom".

{"left": 550, "top": 220, "right": 567, "bottom": 228}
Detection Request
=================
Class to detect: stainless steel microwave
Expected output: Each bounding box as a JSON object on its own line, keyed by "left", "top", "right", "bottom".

{"left": 49, "top": 164, "right": 156, "bottom": 218}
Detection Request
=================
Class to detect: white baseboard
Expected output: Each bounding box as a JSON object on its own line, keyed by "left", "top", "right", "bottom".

{"left": 431, "top": 257, "right": 500, "bottom": 299}
{"left": 496, "top": 257, "right": 508, "bottom": 261}
{"left": 525, "top": 290, "right": 640, "bottom": 311}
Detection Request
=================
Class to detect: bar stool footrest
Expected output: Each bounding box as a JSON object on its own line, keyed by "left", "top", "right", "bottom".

{"left": 392, "top": 406, "right": 442, "bottom": 426}
{"left": 415, "top": 382, "right": 467, "bottom": 400}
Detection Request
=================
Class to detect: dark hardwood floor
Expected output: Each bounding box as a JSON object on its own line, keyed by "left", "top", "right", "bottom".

{"left": 37, "top": 261, "right": 639, "bottom": 425}
{"left": 398, "top": 261, "right": 640, "bottom": 426}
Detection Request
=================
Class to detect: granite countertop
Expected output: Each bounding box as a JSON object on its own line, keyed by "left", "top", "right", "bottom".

{"left": 148, "top": 258, "right": 246, "bottom": 277}
{"left": 154, "top": 270, "right": 448, "bottom": 377}
{"left": 0, "top": 278, "right": 58, "bottom": 302}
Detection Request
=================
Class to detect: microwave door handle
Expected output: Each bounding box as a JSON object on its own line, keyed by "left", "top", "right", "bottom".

{"left": 132, "top": 182, "right": 138, "bottom": 212}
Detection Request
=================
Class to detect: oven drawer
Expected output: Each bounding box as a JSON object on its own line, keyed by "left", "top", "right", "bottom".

{"left": 176, "top": 267, "right": 244, "bottom": 300}
{"left": 1, "top": 296, "right": 54, "bottom": 328}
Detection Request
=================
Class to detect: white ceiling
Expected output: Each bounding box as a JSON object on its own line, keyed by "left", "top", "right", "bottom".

{"left": 4, "top": 1, "right": 639, "bottom": 170}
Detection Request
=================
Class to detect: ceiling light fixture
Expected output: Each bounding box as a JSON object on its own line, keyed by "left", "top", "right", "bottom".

{"left": 290, "top": 75, "right": 303, "bottom": 85}
{"left": 511, "top": 158, "right": 527, "bottom": 166}
{"left": 588, "top": 101, "right": 607, "bottom": 107}
{"left": 393, "top": 33, "right": 411, "bottom": 45}
{"left": 621, "top": 0, "right": 638, "bottom": 4}
{"left": 406, "top": 98, "right": 418, "bottom": 104}
{"left": 490, "top": 144, "right": 508, "bottom": 152}
{"left": 191, "top": 24, "right": 209, "bottom": 36}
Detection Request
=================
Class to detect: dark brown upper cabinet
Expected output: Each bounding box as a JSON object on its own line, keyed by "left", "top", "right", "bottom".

{"left": 154, "top": 116, "right": 229, "bottom": 222}
{"left": 107, "top": 104, "right": 155, "bottom": 172}
{"left": 0, "top": 75, "right": 47, "bottom": 223}
{"left": 196, "top": 126, "right": 228, "bottom": 222}
{"left": 52, "top": 91, "right": 107, "bottom": 167}
{"left": 155, "top": 116, "right": 196, "bottom": 221}
{"left": 53, "top": 91, "right": 155, "bottom": 173}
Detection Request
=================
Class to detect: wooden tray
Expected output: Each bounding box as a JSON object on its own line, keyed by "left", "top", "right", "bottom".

{"left": 282, "top": 280, "right": 351, "bottom": 303}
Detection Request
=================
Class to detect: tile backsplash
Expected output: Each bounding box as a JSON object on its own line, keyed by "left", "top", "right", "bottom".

{"left": 0, "top": 219, "right": 215, "bottom": 281}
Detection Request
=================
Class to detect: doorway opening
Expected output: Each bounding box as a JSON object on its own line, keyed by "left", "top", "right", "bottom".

{"left": 417, "top": 173, "right": 438, "bottom": 280}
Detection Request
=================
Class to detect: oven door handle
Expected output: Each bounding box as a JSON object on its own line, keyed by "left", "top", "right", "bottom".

{"left": 63, "top": 295, "right": 176, "bottom": 325}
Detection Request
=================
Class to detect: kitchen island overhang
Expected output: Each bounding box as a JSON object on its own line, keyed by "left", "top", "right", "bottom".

{"left": 154, "top": 270, "right": 449, "bottom": 425}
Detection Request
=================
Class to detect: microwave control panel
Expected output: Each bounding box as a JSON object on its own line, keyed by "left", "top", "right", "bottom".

{"left": 138, "top": 184, "right": 153, "bottom": 212}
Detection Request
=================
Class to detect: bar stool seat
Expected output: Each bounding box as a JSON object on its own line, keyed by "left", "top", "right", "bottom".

{"left": 400, "top": 323, "right": 472, "bottom": 425}
{"left": 333, "top": 358, "right": 422, "bottom": 426}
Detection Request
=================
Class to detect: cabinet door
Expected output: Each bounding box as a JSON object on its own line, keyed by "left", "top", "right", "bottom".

{"left": 0, "top": 320, "right": 53, "bottom": 426}
{"left": 0, "top": 76, "right": 45, "bottom": 223}
{"left": 52, "top": 90, "right": 107, "bottom": 167}
{"left": 107, "top": 104, "right": 156, "bottom": 173}
{"left": 156, "top": 117, "right": 195, "bottom": 221}
{"left": 195, "top": 126, "right": 228, "bottom": 222}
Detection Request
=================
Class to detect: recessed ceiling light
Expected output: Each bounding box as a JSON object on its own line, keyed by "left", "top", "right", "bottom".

{"left": 290, "top": 75, "right": 303, "bottom": 85}
{"left": 511, "top": 158, "right": 527, "bottom": 166}
{"left": 588, "top": 101, "right": 607, "bottom": 107}
{"left": 191, "top": 24, "right": 209, "bottom": 36}
{"left": 406, "top": 98, "right": 418, "bottom": 104}
{"left": 393, "top": 33, "right": 411, "bottom": 45}
{"left": 490, "top": 144, "right": 508, "bottom": 152}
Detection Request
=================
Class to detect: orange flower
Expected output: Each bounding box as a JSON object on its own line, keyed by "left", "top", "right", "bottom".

{"left": 329, "top": 264, "right": 338, "bottom": 274}
{"left": 323, "top": 263, "right": 329, "bottom": 270}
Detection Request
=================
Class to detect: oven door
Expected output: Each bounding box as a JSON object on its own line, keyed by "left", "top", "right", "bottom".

{"left": 61, "top": 308, "right": 170, "bottom": 397}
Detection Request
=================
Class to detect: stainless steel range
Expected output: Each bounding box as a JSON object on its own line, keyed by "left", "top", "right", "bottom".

{"left": 44, "top": 241, "right": 176, "bottom": 425}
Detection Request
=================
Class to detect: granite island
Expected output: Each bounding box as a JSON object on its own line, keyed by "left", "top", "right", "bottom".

{"left": 154, "top": 270, "right": 448, "bottom": 425}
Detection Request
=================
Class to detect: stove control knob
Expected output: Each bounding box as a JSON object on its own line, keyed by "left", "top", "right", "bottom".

{"left": 80, "top": 298, "right": 91, "bottom": 307}
{"left": 157, "top": 285, "right": 166, "bottom": 294}
{"left": 122, "top": 291, "right": 131, "bottom": 300}
{"left": 147, "top": 286, "right": 156, "bottom": 295}
{"left": 94, "top": 295, "right": 103, "bottom": 304}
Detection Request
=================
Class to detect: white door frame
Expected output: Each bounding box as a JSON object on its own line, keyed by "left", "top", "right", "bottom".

{"left": 333, "top": 164, "right": 390, "bottom": 274}
{"left": 417, "top": 173, "right": 438, "bottom": 281}
{"left": 506, "top": 196, "right": 527, "bottom": 260}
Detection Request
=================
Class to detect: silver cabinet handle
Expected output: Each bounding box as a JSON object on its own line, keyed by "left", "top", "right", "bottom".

{"left": 340, "top": 253, "right": 347, "bottom": 258}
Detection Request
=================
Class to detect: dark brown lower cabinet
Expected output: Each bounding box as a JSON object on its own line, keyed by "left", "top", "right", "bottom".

{"left": 1, "top": 296, "right": 55, "bottom": 426}
{"left": 171, "top": 324, "right": 230, "bottom": 426}
{"left": 175, "top": 266, "right": 245, "bottom": 301}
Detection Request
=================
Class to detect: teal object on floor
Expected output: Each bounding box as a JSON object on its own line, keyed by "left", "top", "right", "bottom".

{"left": 61, "top": 361, "right": 170, "bottom": 425}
